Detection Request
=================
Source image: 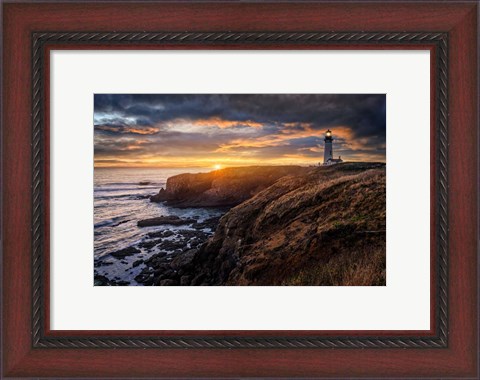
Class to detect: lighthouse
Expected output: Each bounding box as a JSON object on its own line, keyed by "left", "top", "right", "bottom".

{"left": 322, "top": 129, "right": 343, "bottom": 165}
{"left": 323, "top": 129, "right": 333, "bottom": 163}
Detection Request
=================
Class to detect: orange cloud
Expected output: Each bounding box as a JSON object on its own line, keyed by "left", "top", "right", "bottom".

{"left": 96, "top": 125, "right": 160, "bottom": 135}
{"left": 192, "top": 117, "right": 264, "bottom": 129}
{"left": 125, "top": 127, "right": 159, "bottom": 135}
{"left": 216, "top": 125, "right": 354, "bottom": 153}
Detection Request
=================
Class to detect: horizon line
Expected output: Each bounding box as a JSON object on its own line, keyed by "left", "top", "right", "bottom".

{"left": 94, "top": 160, "right": 386, "bottom": 169}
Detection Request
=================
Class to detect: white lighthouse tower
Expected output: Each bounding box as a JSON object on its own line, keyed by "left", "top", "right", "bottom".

{"left": 323, "top": 129, "right": 333, "bottom": 163}
{"left": 322, "top": 129, "right": 343, "bottom": 165}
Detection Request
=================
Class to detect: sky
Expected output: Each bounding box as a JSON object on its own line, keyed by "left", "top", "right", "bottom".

{"left": 94, "top": 94, "right": 386, "bottom": 168}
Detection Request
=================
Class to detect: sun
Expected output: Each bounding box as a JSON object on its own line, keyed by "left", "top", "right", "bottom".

{"left": 213, "top": 164, "right": 222, "bottom": 170}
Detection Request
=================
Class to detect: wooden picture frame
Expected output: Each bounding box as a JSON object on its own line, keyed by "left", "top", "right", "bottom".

{"left": 2, "top": 1, "right": 478, "bottom": 378}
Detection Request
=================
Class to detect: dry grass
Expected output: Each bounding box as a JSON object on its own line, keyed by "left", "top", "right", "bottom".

{"left": 282, "top": 242, "right": 386, "bottom": 286}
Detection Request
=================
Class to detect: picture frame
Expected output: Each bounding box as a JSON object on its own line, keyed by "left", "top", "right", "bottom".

{"left": 2, "top": 1, "right": 478, "bottom": 378}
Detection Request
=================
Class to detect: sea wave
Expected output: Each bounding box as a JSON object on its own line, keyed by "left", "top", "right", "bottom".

{"left": 100, "top": 181, "right": 163, "bottom": 186}
{"left": 94, "top": 216, "right": 127, "bottom": 228}
{"left": 94, "top": 193, "right": 152, "bottom": 201}
{"left": 94, "top": 186, "right": 162, "bottom": 192}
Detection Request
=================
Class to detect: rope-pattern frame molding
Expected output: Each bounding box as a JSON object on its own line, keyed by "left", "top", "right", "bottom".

{"left": 32, "top": 31, "right": 448, "bottom": 349}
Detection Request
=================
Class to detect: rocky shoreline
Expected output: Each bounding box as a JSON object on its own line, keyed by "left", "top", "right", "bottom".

{"left": 94, "top": 216, "right": 221, "bottom": 286}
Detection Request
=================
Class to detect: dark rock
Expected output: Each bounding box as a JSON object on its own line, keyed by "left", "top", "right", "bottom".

{"left": 94, "top": 273, "right": 130, "bottom": 286}
{"left": 191, "top": 273, "right": 206, "bottom": 286}
{"left": 95, "top": 261, "right": 114, "bottom": 267}
{"left": 156, "top": 239, "right": 187, "bottom": 252}
{"left": 137, "top": 215, "right": 196, "bottom": 227}
{"left": 180, "top": 275, "right": 192, "bottom": 286}
{"left": 177, "top": 229, "right": 209, "bottom": 240}
{"left": 189, "top": 239, "right": 203, "bottom": 248}
{"left": 138, "top": 239, "right": 160, "bottom": 250}
{"left": 111, "top": 220, "right": 129, "bottom": 227}
{"left": 153, "top": 269, "right": 164, "bottom": 278}
{"left": 192, "top": 216, "right": 222, "bottom": 230}
{"left": 135, "top": 194, "right": 152, "bottom": 200}
{"left": 155, "top": 267, "right": 174, "bottom": 277}
{"left": 154, "top": 274, "right": 166, "bottom": 283}
{"left": 143, "top": 278, "right": 154, "bottom": 286}
{"left": 148, "top": 230, "right": 175, "bottom": 239}
{"left": 139, "top": 181, "right": 151, "bottom": 185}
{"left": 159, "top": 279, "right": 177, "bottom": 286}
{"left": 132, "top": 259, "right": 144, "bottom": 268}
{"left": 94, "top": 274, "right": 110, "bottom": 286}
{"left": 110, "top": 246, "right": 140, "bottom": 259}
{"left": 134, "top": 272, "right": 154, "bottom": 285}
{"left": 144, "top": 253, "right": 169, "bottom": 268}
{"left": 150, "top": 187, "right": 168, "bottom": 202}
{"left": 171, "top": 249, "right": 197, "bottom": 270}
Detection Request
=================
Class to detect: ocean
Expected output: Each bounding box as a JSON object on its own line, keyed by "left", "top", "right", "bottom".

{"left": 94, "top": 167, "right": 225, "bottom": 285}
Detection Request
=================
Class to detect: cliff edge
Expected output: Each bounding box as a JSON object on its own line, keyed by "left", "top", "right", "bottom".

{"left": 151, "top": 165, "right": 310, "bottom": 207}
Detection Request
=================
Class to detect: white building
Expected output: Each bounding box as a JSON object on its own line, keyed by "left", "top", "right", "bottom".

{"left": 322, "top": 129, "right": 343, "bottom": 165}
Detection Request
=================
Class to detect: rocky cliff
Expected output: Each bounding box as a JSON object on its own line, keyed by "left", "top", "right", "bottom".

{"left": 138, "top": 163, "right": 386, "bottom": 286}
{"left": 187, "top": 162, "right": 386, "bottom": 286}
{"left": 151, "top": 166, "right": 309, "bottom": 207}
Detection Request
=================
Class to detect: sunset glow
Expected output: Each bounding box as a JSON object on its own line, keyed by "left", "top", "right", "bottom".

{"left": 94, "top": 94, "right": 386, "bottom": 168}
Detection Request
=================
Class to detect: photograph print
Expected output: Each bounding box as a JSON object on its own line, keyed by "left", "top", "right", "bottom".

{"left": 94, "top": 94, "right": 386, "bottom": 286}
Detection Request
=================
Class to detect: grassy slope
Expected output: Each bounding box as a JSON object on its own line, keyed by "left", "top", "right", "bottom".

{"left": 198, "top": 163, "right": 386, "bottom": 286}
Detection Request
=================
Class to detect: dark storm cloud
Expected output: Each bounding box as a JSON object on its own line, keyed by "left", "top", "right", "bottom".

{"left": 94, "top": 94, "right": 386, "bottom": 164}
{"left": 94, "top": 94, "right": 385, "bottom": 138}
